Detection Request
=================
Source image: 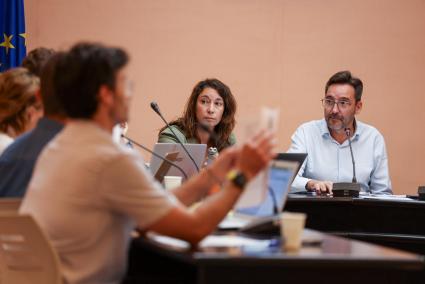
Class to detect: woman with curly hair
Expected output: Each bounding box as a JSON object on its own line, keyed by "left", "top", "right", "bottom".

{"left": 0, "top": 68, "right": 42, "bottom": 154}
{"left": 158, "top": 78, "right": 237, "bottom": 152}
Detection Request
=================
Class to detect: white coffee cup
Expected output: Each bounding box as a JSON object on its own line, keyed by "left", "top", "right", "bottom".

{"left": 280, "top": 212, "right": 307, "bottom": 251}
{"left": 163, "top": 176, "right": 182, "bottom": 190}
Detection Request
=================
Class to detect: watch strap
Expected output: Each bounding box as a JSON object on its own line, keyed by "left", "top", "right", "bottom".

{"left": 226, "top": 169, "right": 247, "bottom": 190}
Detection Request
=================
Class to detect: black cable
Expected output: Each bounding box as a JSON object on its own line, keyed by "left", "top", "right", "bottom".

{"left": 268, "top": 186, "right": 279, "bottom": 215}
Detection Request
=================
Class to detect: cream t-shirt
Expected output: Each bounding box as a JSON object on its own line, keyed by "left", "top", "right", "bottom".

{"left": 21, "top": 121, "right": 177, "bottom": 284}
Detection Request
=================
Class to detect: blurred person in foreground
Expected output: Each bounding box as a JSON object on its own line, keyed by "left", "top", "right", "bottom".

{"left": 20, "top": 42, "right": 276, "bottom": 284}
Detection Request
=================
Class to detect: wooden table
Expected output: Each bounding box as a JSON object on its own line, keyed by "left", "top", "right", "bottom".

{"left": 124, "top": 229, "right": 424, "bottom": 284}
{"left": 284, "top": 194, "right": 425, "bottom": 254}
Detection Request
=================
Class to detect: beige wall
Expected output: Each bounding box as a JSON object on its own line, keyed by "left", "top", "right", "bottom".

{"left": 26, "top": 0, "right": 425, "bottom": 194}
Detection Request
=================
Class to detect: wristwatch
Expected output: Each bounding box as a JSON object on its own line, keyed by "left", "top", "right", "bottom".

{"left": 227, "top": 170, "right": 248, "bottom": 190}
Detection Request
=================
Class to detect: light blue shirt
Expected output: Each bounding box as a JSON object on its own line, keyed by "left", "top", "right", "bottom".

{"left": 288, "top": 119, "right": 392, "bottom": 195}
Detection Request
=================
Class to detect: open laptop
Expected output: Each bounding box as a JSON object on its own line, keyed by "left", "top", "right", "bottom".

{"left": 236, "top": 153, "right": 307, "bottom": 216}
{"left": 149, "top": 143, "right": 207, "bottom": 182}
{"left": 219, "top": 153, "right": 307, "bottom": 232}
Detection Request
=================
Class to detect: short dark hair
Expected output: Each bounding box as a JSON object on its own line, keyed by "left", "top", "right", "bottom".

{"left": 54, "top": 42, "right": 129, "bottom": 118}
{"left": 21, "top": 47, "right": 55, "bottom": 77}
{"left": 325, "top": 71, "right": 363, "bottom": 101}
{"left": 39, "top": 52, "right": 66, "bottom": 117}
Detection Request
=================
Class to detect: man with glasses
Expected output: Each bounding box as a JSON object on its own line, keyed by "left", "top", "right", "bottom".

{"left": 288, "top": 71, "right": 392, "bottom": 195}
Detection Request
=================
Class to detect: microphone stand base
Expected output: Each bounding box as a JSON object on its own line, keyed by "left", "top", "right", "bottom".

{"left": 418, "top": 186, "right": 425, "bottom": 201}
{"left": 332, "top": 182, "right": 361, "bottom": 197}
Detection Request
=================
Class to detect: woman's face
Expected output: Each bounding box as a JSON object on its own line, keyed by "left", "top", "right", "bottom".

{"left": 195, "top": 87, "right": 224, "bottom": 130}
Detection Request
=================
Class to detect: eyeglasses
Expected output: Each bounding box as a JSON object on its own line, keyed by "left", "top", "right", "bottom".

{"left": 321, "top": 98, "right": 352, "bottom": 110}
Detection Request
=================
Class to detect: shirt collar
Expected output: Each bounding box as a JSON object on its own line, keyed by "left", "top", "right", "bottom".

{"left": 37, "top": 117, "right": 64, "bottom": 131}
{"left": 67, "top": 120, "right": 112, "bottom": 140}
{"left": 319, "top": 119, "right": 331, "bottom": 138}
{"left": 320, "top": 118, "right": 361, "bottom": 142}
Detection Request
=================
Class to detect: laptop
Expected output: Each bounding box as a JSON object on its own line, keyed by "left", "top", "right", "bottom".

{"left": 236, "top": 153, "right": 307, "bottom": 216}
{"left": 219, "top": 153, "right": 307, "bottom": 231}
{"left": 149, "top": 143, "right": 207, "bottom": 182}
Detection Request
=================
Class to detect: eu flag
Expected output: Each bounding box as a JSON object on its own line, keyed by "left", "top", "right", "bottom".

{"left": 0, "top": 0, "right": 26, "bottom": 72}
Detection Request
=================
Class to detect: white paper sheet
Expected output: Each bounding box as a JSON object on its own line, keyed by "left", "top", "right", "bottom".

{"left": 234, "top": 170, "right": 268, "bottom": 208}
{"left": 200, "top": 235, "right": 271, "bottom": 248}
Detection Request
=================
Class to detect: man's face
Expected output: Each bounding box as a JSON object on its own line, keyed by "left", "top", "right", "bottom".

{"left": 110, "top": 66, "right": 132, "bottom": 124}
{"left": 323, "top": 84, "right": 362, "bottom": 132}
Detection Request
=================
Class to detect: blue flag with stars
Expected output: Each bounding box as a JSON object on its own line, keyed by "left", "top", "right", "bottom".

{"left": 0, "top": 0, "right": 26, "bottom": 72}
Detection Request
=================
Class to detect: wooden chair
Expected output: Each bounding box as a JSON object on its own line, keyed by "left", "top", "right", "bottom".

{"left": 0, "top": 214, "right": 62, "bottom": 284}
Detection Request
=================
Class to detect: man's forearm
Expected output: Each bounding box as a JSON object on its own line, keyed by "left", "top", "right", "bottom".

{"left": 171, "top": 167, "right": 222, "bottom": 206}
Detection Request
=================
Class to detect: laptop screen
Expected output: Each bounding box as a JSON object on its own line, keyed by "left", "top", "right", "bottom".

{"left": 235, "top": 154, "right": 306, "bottom": 217}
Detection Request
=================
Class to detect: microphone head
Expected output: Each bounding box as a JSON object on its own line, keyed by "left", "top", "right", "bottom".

{"left": 150, "top": 102, "right": 161, "bottom": 115}
{"left": 197, "top": 122, "right": 219, "bottom": 145}
{"left": 197, "top": 122, "right": 212, "bottom": 134}
{"left": 344, "top": 128, "right": 351, "bottom": 137}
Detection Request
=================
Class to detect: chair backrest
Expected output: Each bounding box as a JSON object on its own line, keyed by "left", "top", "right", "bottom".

{"left": 0, "top": 198, "right": 22, "bottom": 212}
{"left": 0, "top": 214, "right": 62, "bottom": 284}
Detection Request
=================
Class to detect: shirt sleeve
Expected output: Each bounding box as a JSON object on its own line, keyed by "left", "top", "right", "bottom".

{"left": 287, "top": 126, "right": 310, "bottom": 192}
{"left": 229, "top": 132, "right": 237, "bottom": 146}
{"left": 158, "top": 125, "right": 189, "bottom": 144}
{"left": 158, "top": 128, "right": 179, "bottom": 143}
{"left": 369, "top": 133, "right": 392, "bottom": 195}
{"left": 99, "top": 151, "right": 179, "bottom": 229}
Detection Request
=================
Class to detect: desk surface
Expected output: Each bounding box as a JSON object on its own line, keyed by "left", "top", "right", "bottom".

{"left": 288, "top": 193, "right": 425, "bottom": 206}
{"left": 125, "top": 229, "right": 424, "bottom": 284}
{"left": 284, "top": 194, "right": 425, "bottom": 254}
{"left": 144, "top": 229, "right": 420, "bottom": 265}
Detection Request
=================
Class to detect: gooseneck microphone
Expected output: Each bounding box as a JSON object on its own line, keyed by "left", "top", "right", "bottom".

{"left": 121, "top": 134, "right": 188, "bottom": 180}
{"left": 196, "top": 122, "right": 218, "bottom": 146}
{"left": 150, "top": 102, "right": 200, "bottom": 173}
{"left": 268, "top": 186, "right": 279, "bottom": 215}
{"left": 332, "top": 127, "right": 361, "bottom": 197}
{"left": 345, "top": 128, "right": 357, "bottom": 183}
